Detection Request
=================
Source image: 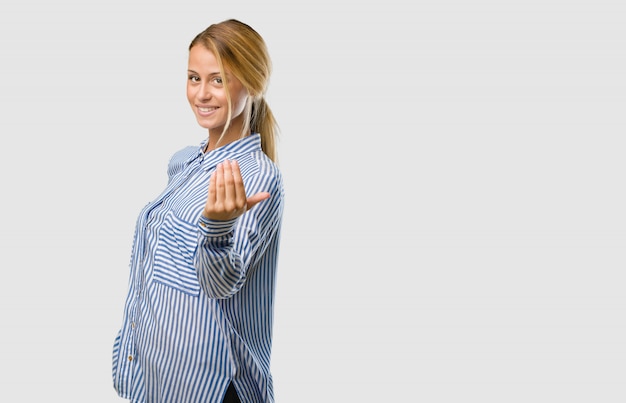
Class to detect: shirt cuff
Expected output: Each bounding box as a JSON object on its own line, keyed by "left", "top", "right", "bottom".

{"left": 198, "top": 215, "right": 237, "bottom": 237}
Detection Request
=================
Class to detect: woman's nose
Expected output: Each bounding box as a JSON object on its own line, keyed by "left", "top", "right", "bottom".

{"left": 197, "top": 83, "right": 212, "bottom": 101}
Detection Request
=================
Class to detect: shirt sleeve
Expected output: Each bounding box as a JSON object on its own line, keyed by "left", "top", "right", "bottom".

{"left": 193, "top": 169, "right": 283, "bottom": 299}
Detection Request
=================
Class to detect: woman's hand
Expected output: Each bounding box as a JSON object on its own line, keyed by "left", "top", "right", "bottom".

{"left": 202, "top": 159, "right": 270, "bottom": 221}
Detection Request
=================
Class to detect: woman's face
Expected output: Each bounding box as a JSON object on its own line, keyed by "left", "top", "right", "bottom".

{"left": 187, "top": 45, "right": 249, "bottom": 135}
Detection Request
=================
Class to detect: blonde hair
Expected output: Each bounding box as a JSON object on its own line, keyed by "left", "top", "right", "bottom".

{"left": 189, "top": 19, "right": 279, "bottom": 162}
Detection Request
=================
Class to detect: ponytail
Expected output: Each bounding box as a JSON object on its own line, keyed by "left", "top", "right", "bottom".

{"left": 251, "top": 97, "right": 279, "bottom": 163}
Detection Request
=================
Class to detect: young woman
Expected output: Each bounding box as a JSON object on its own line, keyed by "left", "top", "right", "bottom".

{"left": 112, "top": 19, "right": 284, "bottom": 403}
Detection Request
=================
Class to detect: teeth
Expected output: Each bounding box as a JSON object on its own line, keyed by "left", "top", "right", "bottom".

{"left": 199, "top": 107, "right": 215, "bottom": 112}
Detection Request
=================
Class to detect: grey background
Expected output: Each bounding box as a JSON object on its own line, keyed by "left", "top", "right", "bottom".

{"left": 1, "top": 0, "right": 624, "bottom": 401}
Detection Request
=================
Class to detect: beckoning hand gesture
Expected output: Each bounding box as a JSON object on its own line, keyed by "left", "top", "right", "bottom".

{"left": 202, "top": 159, "right": 270, "bottom": 221}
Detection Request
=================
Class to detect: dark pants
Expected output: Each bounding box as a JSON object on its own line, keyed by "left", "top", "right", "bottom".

{"left": 223, "top": 382, "right": 241, "bottom": 403}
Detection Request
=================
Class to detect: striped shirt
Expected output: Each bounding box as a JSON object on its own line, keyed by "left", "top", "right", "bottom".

{"left": 112, "top": 134, "right": 284, "bottom": 403}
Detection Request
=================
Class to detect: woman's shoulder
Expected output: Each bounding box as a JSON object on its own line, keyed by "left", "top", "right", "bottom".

{"left": 237, "top": 149, "right": 280, "bottom": 175}
{"left": 167, "top": 145, "right": 200, "bottom": 176}
{"left": 172, "top": 145, "right": 198, "bottom": 160}
{"left": 236, "top": 151, "right": 283, "bottom": 195}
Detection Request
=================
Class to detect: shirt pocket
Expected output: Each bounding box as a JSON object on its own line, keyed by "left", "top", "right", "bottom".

{"left": 153, "top": 211, "right": 201, "bottom": 296}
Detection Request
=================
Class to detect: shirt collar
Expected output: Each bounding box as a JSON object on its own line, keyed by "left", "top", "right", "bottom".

{"left": 197, "top": 133, "right": 262, "bottom": 169}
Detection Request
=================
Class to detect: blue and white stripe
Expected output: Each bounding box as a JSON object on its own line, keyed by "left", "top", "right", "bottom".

{"left": 112, "top": 134, "right": 284, "bottom": 403}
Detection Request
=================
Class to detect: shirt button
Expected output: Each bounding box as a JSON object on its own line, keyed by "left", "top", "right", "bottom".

{"left": 131, "top": 322, "right": 136, "bottom": 329}
{"left": 128, "top": 355, "right": 133, "bottom": 362}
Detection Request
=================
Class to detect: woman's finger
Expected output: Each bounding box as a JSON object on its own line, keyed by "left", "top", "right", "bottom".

{"left": 214, "top": 161, "right": 226, "bottom": 206}
{"left": 230, "top": 160, "right": 247, "bottom": 210}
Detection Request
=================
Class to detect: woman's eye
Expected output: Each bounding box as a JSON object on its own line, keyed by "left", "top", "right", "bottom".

{"left": 189, "top": 76, "right": 200, "bottom": 83}
{"left": 212, "top": 77, "right": 223, "bottom": 85}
